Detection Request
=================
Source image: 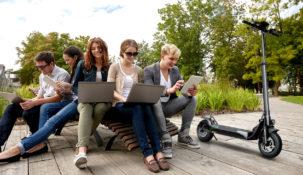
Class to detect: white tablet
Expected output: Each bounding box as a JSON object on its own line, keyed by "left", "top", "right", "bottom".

{"left": 43, "top": 75, "right": 57, "bottom": 87}
{"left": 180, "top": 75, "right": 203, "bottom": 94}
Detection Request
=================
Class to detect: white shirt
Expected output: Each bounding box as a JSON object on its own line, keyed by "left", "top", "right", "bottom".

{"left": 96, "top": 70, "right": 102, "bottom": 82}
{"left": 119, "top": 63, "right": 134, "bottom": 98}
{"left": 38, "top": 65, "right": 70, "bottom": 99}
{"left": 160, "top": 70, "right": 171, "bottom": 102}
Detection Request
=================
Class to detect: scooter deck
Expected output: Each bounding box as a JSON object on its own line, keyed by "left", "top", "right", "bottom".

{"left": 211, "top": 125, "right": 252, "bottom": 139}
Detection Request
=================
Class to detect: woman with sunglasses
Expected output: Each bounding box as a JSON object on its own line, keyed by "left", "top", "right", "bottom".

{"left": 73, "top": 37, "right": 111, "bottom": 169}
{"left": 107, "top": 39, "right": 169, "bottom": 173}
{"left": 0, "top": 46, "right": 83, "bottom": 163}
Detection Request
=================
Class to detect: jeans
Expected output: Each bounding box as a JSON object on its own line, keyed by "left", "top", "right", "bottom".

{"left": 114, "top": 103, "right": 161, "bottom": 157}
{"left": 39, "top": 101, "right": 72, "bottom": 129}
{"left": 153, "top": 96, "right": 197, "bottom": 143}
{"left": 18, "top": 101, "right": 78, "bottom": 154}
{"left": 0, "top": 103, "right": 40, "bottom": 146}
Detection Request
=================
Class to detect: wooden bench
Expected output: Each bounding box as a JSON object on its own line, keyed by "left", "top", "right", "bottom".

{"left": 100, "top": 119, "right": 178, "bottom": 151}
{"left": 55, "top": 116, "right": 179, "bottom": 151}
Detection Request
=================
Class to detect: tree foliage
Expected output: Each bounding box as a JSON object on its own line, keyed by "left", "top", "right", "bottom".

{"left": 16, "top": 32, "right": 89, "bottom": 85}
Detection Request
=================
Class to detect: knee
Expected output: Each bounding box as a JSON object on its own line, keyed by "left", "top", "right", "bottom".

{"left": 188, "top": 96, "right": 197, "bottom": 106}
{"left": 78, "top": 103, "right": 93, "bottom": 113}
{"left": 40, "top": 104, "right": 51, "bottom": 115}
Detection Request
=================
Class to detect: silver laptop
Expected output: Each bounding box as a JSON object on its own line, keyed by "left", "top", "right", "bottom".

{"left": 78, "top": 82, "right": 115, "bottom": 103}
{"left": 126, "top": 84, "right": 165, "bottom": 103}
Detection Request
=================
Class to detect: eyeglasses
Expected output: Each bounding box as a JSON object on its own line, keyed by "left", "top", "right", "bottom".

{"left": 125, "top": 52, "right": 139, "bottom": 57}
{"left": 35, "top": 64, "right": 49, "bottom": 70}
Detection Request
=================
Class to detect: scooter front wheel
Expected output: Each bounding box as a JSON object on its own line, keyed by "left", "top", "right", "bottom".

{"left": 258, "top": 132, "right": 282, "bottom": 158}
{"left": 197, "top": 120, "right": 213, "bottom": 142}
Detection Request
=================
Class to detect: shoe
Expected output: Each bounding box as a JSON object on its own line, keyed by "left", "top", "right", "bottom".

{"left": 21, "top": 145, "right": 48, "bottom": 158}
{"left": 161, "top": 142, "right": 172, "bottom": 159}
{"left": 177, "top": 135, "right": 200, "bottom": 149}
{"left": 143, "top": 157, "right": 160, "bottom": 173}
{"left": 156, "top": 157, "right": 170, "bottom": 171}
{"left": 74, "top": 152, "right": 87, "bottom": 169}
{"left": 0, "top": 154, "right": 21, "bottom": 164}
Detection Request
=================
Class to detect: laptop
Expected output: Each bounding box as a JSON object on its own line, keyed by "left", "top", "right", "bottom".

{"left": 126, "top": 84, "right": 165, "bottom": 103}
{"left": 78, "top": 82, "right": 115, "bottom": 103}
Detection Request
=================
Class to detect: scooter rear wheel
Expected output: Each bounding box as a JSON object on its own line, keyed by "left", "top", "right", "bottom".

{"left": 258, "top": 132, "right": 282, "bottom": 158}
{"left": 197, "top": 120, "right": 213, "bottom": 142}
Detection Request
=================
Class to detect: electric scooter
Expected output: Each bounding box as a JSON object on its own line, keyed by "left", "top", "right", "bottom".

{"left": 196, "top": 20, "right": 282, "bottom": 158}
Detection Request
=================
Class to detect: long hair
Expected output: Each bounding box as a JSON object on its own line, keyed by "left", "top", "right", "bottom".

{"left": 84, "top": 37, "right": 109, "bottom": 70}
{"left": 63, "top": 46, "right": 84, "bottom": 80}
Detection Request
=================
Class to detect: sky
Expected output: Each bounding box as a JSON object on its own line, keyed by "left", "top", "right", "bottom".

{"left": 0, "top": 0, "right": 302, "bottom": 71}
{"left": 0, "top": 0, "right": 177, "bottom": 71}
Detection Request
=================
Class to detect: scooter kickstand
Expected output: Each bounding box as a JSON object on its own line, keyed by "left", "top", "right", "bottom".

{"left": 213, "top": 134, "right": 218, "bottom": 141}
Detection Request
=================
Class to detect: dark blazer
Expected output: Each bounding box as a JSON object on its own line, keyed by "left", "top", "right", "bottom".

{"left": 144, "top": 62, "right": 182, "bottom": 99}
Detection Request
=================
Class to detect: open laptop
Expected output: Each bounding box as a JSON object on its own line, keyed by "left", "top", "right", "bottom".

{"left": 78, "top": 82, "right": 115, "bottom": 103}
{"left": 126, "top": 84, "right": 165, "bottom": 103}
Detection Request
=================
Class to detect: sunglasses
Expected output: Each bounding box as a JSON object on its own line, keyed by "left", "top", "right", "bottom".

{"left": 35, "top": 64, "right": 49, "bottom": 70}
{"left": 125, "top": 52, "right": 139, "bottom": 57}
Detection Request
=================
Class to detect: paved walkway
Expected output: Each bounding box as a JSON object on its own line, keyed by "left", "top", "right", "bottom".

{"left": 1, "top": 97, "right": 303, "bottom": 175}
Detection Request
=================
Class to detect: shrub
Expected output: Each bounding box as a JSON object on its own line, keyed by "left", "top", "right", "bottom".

{"left": 225, "top": 88, "right": 246, "bottom": 112}
{"left": 16, "top": 84, "right": 38, "bottom": 99}
{"left": 0, "top": 97, "right": 9, "bottom": 116}
{"left": 207, "top": 86, "right": 225, "bottom": 112}
{"left": 195, "top": 83, "right": 260, "bottom": 113}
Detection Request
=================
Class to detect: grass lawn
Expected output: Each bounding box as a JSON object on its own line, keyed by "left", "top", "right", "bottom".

{"left": 280, "top": 96, "right": 303, "bottom": 105}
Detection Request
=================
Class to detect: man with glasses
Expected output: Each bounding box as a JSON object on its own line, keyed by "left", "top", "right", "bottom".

{"left": 0, "top": 51, "right": 70, "bottom": 152}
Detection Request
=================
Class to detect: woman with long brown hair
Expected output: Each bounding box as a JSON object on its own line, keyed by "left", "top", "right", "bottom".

{"left": 73, "top": 37, "right": 112, "bottom": 168}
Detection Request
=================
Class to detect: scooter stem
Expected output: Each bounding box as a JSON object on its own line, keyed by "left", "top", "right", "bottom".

{"left": 261, "top": 31, "right": 271, "bottom": 125}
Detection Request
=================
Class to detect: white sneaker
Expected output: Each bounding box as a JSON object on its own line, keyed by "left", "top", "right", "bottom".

{"left": 73, "top": 152, "right": 87, "bottom": 169}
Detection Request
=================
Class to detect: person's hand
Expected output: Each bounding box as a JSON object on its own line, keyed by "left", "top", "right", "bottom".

{"left": 55, "top": 81, "right": 72, "bottom": 95}
{"left": 20, "top": 100, "right": 37, "bottom": 110}
{"left": 168, "top": 80, "right": 184, "bottom": 94}
{"left": 187, "top": 84, "right": 197, "bottom": 96}
{"left": 121, "top": 97, "right": 127, "bottom": 102}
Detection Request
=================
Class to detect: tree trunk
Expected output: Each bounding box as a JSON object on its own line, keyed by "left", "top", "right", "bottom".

{"left": 273, "top": 81, "right": 281, "bottom": 96}
{"left": 298, "top": 66, "right": 303, "bottom": 95}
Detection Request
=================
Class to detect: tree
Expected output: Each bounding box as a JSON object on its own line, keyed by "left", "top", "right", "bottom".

{"left": 154, "top": 0, "right": 211, "bottom": 79}
{"left": 136, "top": 41, "right": 158, "bottom": 68}
{"left": 16, "top": 32, "right": 89, "bottom": 85}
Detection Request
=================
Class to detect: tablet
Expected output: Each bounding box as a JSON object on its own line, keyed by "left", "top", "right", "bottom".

{"left": 43, "top": 75, "right": 57, "bottom": 87}
{"left": 180, "top": 75, "right": 203, "bottom": 94}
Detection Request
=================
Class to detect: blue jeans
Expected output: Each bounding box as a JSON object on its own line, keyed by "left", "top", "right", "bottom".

{"left": 39, "top": 100, "right": 72, "bottom": 129}
{"left": 18, "top": 101, "right": 78, "bottom": 154}
{"left": 114, "top": 103, "right": 161, "bottom": 157}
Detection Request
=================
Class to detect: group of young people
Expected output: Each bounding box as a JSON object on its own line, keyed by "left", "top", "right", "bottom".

{"left": 0, "top": 37, "right": 199, "bottom": 173}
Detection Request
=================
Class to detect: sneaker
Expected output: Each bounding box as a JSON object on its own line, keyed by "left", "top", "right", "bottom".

{"left": 178, "top": 135, "right": 200, "bottom": 149}
{"left": 161, "top": 142, "right": 173, "bottom": 159}
{"left": 73, "top": 152, "right": 87, "bottom": 169}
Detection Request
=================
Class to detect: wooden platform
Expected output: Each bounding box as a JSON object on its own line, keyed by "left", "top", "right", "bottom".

{"left": 1, "top": 97, "right": 303, "bottom": 175}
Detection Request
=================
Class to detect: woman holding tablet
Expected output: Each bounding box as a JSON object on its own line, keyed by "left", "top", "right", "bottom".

{"left": 144, "top": 44, "right": 199, "bottom": 159}
{"left": 107, "top": 39, "right": 169, "bottom": 173}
